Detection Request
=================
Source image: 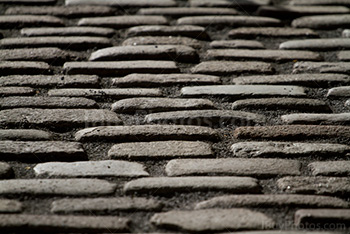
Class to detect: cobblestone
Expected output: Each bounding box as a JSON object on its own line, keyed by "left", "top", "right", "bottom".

{"left": 338, "top": 51, "right": 350, "bottom": 61}
{"left": 327, "top": 86, "right": 350, "bottom": 97}
{"left": 66, "top": 0, "right": 176, "bottom": 7}
{"left": 122, "top": 36, "right": 201, "bottom": 48}
{"left": 0, "top": 61, "right": 50, "bottom": 75}
{"left": 290, "top": 0, "right": 350, "bottom": 6}
{"left": 0, "top": 15, "right": 63, "bottom": 28}
{"left": 295, "top": 209, "right": 350, "bottom": 228}
{"left": 308, "top": 161, "right": 350, "bottom": 176}
{"left": 258, "top": 6, "right": 350, "bottom": 18}
{"left": 229, "top": 27, "right": 319, "bottom": 38}
{"left": 293, "top": 62, "right": 350, "bottom": 74}
{"left": 280, "top": 38, "right": 350, "bottom": 50}
{"left": 292, "top": 14, "right": 350, "bottom": 29}
{"left": 138, "top": 7, "right": 239, "bottom": 16}
{"left": 0, "top": 199, "right": 22, "bottom": 213}
{"left": 21, "top": 27, "right": 115, "bottom": 37}
{"left": 0, "top": 162, "right": 13, "bottom": 179}
{"left": 190, "top": 0, "right": 270, "bottom": 8}
{"left": 282, "top": 113, "right": 350, "bottom": 125}
{"left": 0, "top": 87, "right": 34, "bottom": 96}
{"left": 0, "top": 129, "right": 51, "bottom": 141}
{"left": 210, "top": 40, "right": 264, "bottom": 49}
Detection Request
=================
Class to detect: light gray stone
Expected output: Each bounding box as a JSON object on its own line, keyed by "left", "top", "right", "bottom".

{"left": 0, "top": 15, "right": 63, "bottom": 28}
{"left": 108, "top": 141, "right": 213, "bottom": 160}
{"left": 34, "top": 160, "right": 149, "bottom": 177}
{"left": 195, "top": 194, "right": 349, "bottom": 209}
{"left": 51, "top": 197, "right": 163, "bottom": 213}
{"left": 282, "top": 113, "right": 350, "bottom": 125}
{"left": 0, "top": 61, "right": 50, "bottom": 75}
{"left": 166, "top": 158, "right": 301, "bottom": 177}
{"left": 138, "top": 7, "right": 239, "bottom": 17}
{"left": 190, "top": 0, "right": 270, "bottom": 7}
{"left": 0, "top": 87, "right": 34, "bottom": 96}
{"left": 151, "top": 209, "right": 275, "bottom": 232}
{"left": 210, "top": 40, "right": 264, "bottom": 49}
{"left": 21, "top": 27, "right": 115, "bottom": 37}
{"left": 280, "top": 38, "right": 350, "bottom": 50}
{"left": 75, "top": 125, "right": 220, "bottom": 142}
{"left": 222, "top": 232, "right": 343, "bottom": 234}
{"left": 112, "top": 98, "right": 214, "bottom": 113}
{"left": 0, "top": 0, "right": 55, "bottom": 3}
{"left": 290, "top": 0, "right": 350, "bottom": 6}
{"left": 308, "top": 161, "right": 350, "bottom": 176}
{"left": 124, "top": 177, "right": 260, "bottom": 195}
{"left": 258, "top": 6, "right": 350, "bottom": 18}
{"left": 328, "top": 86, "right": 350, "bottom": 97}
{"left": 277, "top": 176, "right": 350, "bottom": 195}
{"left": 338, "top": 50, "right": 350, "bottom": 61}
{"left": 0, "top": 179, "right": 117, "bottom": 195}
{"left": 293, "top": 61, "right": 350, "bottom": 74}
{"left": 292, "top": 14, "right": 350, "bottom": 29}
{"left": 0, "top": 199, "right": 22, "bottom": 213}
{"left": 343, "top": 29, "right": 350, "bottom": 38}
{"left": 66, "top": 0, "right": 176, "bottom": 7}
{"left": 181, "top": 85, "right": 306, "bottom": 98}
{"left": 122, "top": 36, "right": 202, "bottom": 48}
{"left": 347, "top": 99, "right": 350, "bottom": 106}
{"left": 295, "top": 209, "right": 350, "bottom": 227}
{"left": 229, "top": 27, "right": 318, "bottom": 38}
{"left": 112, "top": 73, "right": 220, "bottom": 88}
{"left": 231, "top": 141, "right": 350, "bottom": 158}
{"left": 0, "top": 129, "right": 51, "bottom": 141}
{"left": 64, "top": 61, "right": 179, "bottom": 76}
{"left": 0, "top": 162, "right": 13, "bottom": 179}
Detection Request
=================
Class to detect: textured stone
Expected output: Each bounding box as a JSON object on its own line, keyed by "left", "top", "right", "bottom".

{"left": 165, "top": 158, "right": 301, "bottom": 177}
{"left": 108, "top": 141, "right": 213, "bottom": 160}
{"left": 210, "top": 40, "right": 264, "bottom": 49}
{"left": 124, "top": 177, "right": 260, "bottom": 195}
{"left": 111, "top": 98, "right": 214, "bottom": 113}
{"left": 151, "top": 209, "right": 275, "bottom": 232}
{"left": 343, "top": 29, "right": 350, "bottom": 38}
{"left": 0, "top": 61, "right": 50, "bottom": 75}
{"left": 0, "top": 87, "right": 34, "bottom": 96}
{"left": 0, "top": 162, "right": 13, "bottom": 179}
{"left": 231, "top": 142, "right": 350, "bottom": 158}
{"left": 292, "top": 14, "right": 350, "bottom": 29}
{"left": 282, "top": 113, "right": 350, "bottom": 125}
{"left": 232, "top": 73, "right": 350, "bottom": 88}
{"left": 122, "top": 36, "right": 201, "bottom": 48}
{"left": 66, "top": 0, "right": 176, "bottom": 7}
{"left": 0, "top": 0, "right": 55, "bottom": 3}
{"left": 293, "top": 62, "right": 350, "bottom": 74}
{"left": 138, "top": 7, "right": 239, "bottom": 17}
{"left": 51, "top": 197, "right": 163, "bottom": 214}
{"left": 0, "top": 214, "right": 129, "bottom": 233}
{"left": 0, "top": 179, "right": 117, "bottom": 195}
{"left": 145, "top": 110, "right": 266, "bottom": 126}
{"left": 328, "top": 86, "right": 350, "bottom": 97}
{"left": 89, "top": 45, "right": 198, "bottom": 62}
{"left": 112, "top": 73, "right": 220, "bottom": 88}
{"left": 277, "top": 176, "right": 350, "bottom": 195}
{"left": 280, "top": 38, "right": 350, "bottom": 51}
{"left": 232, "top": 98, "right": 331, "bottom": 112}
{"left": 0, "top": 129, "right": 51, "bottom": 141}
{"left": 0, "top": 141, "right": 86, "bottom": 162}
{"left": 229, "top": 27, "right": 318, "bottom": 38}
{"left": 190, "top": 0, "right": 270, "bottom": 8}
{"left": 223, "top": 232, "right": 341, "bottom": 234}
{"left": 177, "top": 16, "right": 281, "bottom": 27}
{"left": 234, "top": 125, "right": 350, "bottom": 141}
{"left": 191, "top": 61, "right": 275, "bottom": 75}
{"left": 206, "top": 49, "right": 322, "bottom": 62}
{"left": 295, "top": 209, "right": 350, "bottom": 227}
{"left": 64, "top": 61, "right": 179, "bottom": 76}
{"left": 0, "top": 37, "right": 112, "bottom": 50}
{"left": 75, "top": 125, "right": 220, "bottom": 142}
{"left": 21, "top": 27, "right": 115, "bottom": 37}
{"left": 0, "top": 75, "right": 99, "bottom": 88}
{"left": 258, "top": 6, "right": 350, "bottom": 18}
{"left": 0, "top": 199, "right": 22, "bottom": 213}
{"left": 126, "top": 25, "right": 209, "bottom": 40}
{"left": 34, "top": 160, "right": 149, "bottom": 177}
{"left": 308, "top": 161, "right": 350, "bottom": 176}
{"left": 0, "top": 108, "right": 122, "bottom": 129}
{"left": 48, "top": 88, "right": 162, "bottom": 99}
{"left": 290, "top": 0, "right": 350, "bottom": 6}
{"left": 78, "top": 16, "right": 168, "bottom": 29}
{"left": 0, "top": 15, "right": 63, "bottom": 28}
{"left": 338, "top": 51, "right": 350, "bottom": 61}
{"left": 195, "top": 194, "right": 349, "bottom": 209}
{"left": 181, "top": 85, "right": 306, "bottom": 98}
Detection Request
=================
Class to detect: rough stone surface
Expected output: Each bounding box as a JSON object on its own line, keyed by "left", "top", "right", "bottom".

{"left": 21, "top": 27, "right": 115, "bottom": 37}
{"left": 231, "top": 141, "right": 350, "bottom": 158}
{"left": 0, "top": 199, "right": 22, "bottom": 213}
{"left": 75, "top": 125, "right": 220, "bottom": 142}
{"left": 0, "top": 0, "right": 55, "bottom": 3}
{"left": 0, "top": 162, "right": 13, "bottom": 179}
{"left": 34, "top": 160, "right": 149, "bottom": 177}
{"left": 258, "top": 6, "right": 350, "bottom": 18}
{"left": 338, "top": 51, "right": 350, "bottom": 61}
{"left": 122, "top": 36, "right": 202, "bottom": 48}
{"left": 280, "top": 38, "right": 350, "bottom": 50}
{"left": 66, "top": 0, "right": 176, "bottom": 7}
{"left": 138, "top": 7, "right": 239, "bottom": 16}
{"left": 293, "top": 62, "right": 350, "bottom": 74}
{"left": 0, "top": 129, "right": 51, "bottom": 141}
{"left": 295, "top": 209, "right": 350, "bottom": 227}
{"left": 165, "top": 158, "right": 301, "bottom": 177}
{"left": 0, "top": 61, "right": 50, "bottom": 75}
{"left": 150, "top": 209, "right": 275, "bottom": 232}
{"left": 229, "top": 27, "right": 319, "bottom": 38}
{"left": 0, "top": 15, "right": 64, "bottom": 28}
{"left": 328, "top": 86, "right": 350, "bottom": 97}
{"left": 210, "top": 40, "right": 264, "bottom": 49}
{"left": 190, "top": 0, "right": 270, "bottom": 7}
{"left": 282, "top": 113, "right": 350, "bottom": 125}
{"left": 308, "top": 161, "right": 350, "bottom": 176}
{"left": 108, "top": 141, "right": 213, "bottom": 160}
{"left": 51, "top": 197, "right": 163, "bottom": 213}
{"left": 0, "top": 87, "right": 34, "bottom": 96}
{"left": 290, "top": 0, "right": 350, "bottom": 5}
{"left": 195, "top": 194, "right": 349, "bottom": 209}
{"left": 124, "top": 177, "right": 260, "bottom": 195}
{"left": 343, "top": 29, "right": 350, "bottom": 38}
{"left": 292, "top": 14, "right": 350, "bottom": 29}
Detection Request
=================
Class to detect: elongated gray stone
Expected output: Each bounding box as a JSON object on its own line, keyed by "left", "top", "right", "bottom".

{"left": 295, "top": 209, "right": 350, "bottom": 227}
{"left": 258, "top": 6, "right": 350, "bottom": 18}
{"left": 0, "top": 75, "right": 99, "bottom": 88}
{"left": 48, "top": 88, "right": 162, "bottom": 99}
{"left": 181, "top": 85, "right": 306, "bottom": 98}
{"left": 112, "top": 98, "right": 214, "bottom": 113}
{"left": 112, "top": 73, "right": 220, "bottom": 88}
{"left": 0, "top": 0, "right": 55, "bottom": 3}
{"left": 124, "top": 177, "right": 260, "bottom": 194}
{"left": 207, "top": 49, "right": 322, "bottom": 62}
{"left": 224, "top": 232, "right": 343, "bottom": 234}
{"left": 232, "top": 73, "right": 350, "bottom": 88}
{"left": 290, "top": 0, "right": 350, "bottom": 6}
{"left": 292, "top": 14, "right": 350, "bottom": 29}
{"left": 75, "top": 125, "right": 220, "bottom": 142}
{"left": 0, "top": 61, "right": 50, "bottom": 75}
{"left": 51, "top": 197, "right": 162, "bottom": 214}
{"left": 0, "top": 199, "right": 22, "bottom": 213}
{"left": 229, "top": 27, "right": 319, "bottom": 38}
{"left": 177, "top": 16, "right": 281, "bottom": 27}
{"left": 66, "top": 0, "right": 176, "bottom": 7}
{"left": 0, "top": 15, "right": 63, "bottom": 28}
{"left": 138, "top": 7, "right": 239, "bottom": 17}
{"left": 232, "top": 98, "right": 331, "bottom": 112}
{"left": 308, "top": 161, "right": 350, "bottom": 176}
{"left": 210, "top": 40, "right": 264, "bottom": 49}
{"left": 122, "top": 36, "right": 202, "bottom": 48}
{"left": 145, "top": 110, "right": 266, "bottom": 126}
{"left": 166, "top": 158, "right": 301, "bottom": 177}
{"left": 328, "top": 86, "right": 350, "bottom": 97}
{"left": 89, "top": 45, "right": 198, "bottom": 62}
{"left": 34, "top": 160, "right": 148, "bottom": 177}
{"left": 0, "top": 87, "right": 34, "bottom": 96}
{"left": 0, "top": 162, "right": 13, "bottom": 179}
{"left": 126, "top": 25, "right": 210, "bottom": 40}
{"left": 0, "top": 129, "right": 51, "bottom": 141}
{"left": 293, "top": 62, "right": 350, "bottom": 74}
{"left": 195, "top": 194, "right": 349, "bottom": 209}
{"left": 0, "top": 108, "right": 122, "bottom": 129}
{"left": 190, "top": 0, "right": 270, "bottom": 7}
{"left": 151, "top": 209, "right": 275, "bottom": 232}
{"left": 231, "top": 142, "right": 350, "bottom": 158}
{"left": 277, "top": 176, "right": 350, "bottom": 195}
{"left": 0, "top": 179, "right": 117, "bottom": 195}
{"left": 21, "top": 27, "right": 115, "bottom": 37}
{"left": 108, "top": 141, "right": 213, "bottom": 159}
{"left": 64, "top": 61, "right": 179, "bottom": 76}
{"left": 280, "top": 38, "right": 350, "bottom": 51}
{"left": 78, "top": 16, "right": 168, "bottom": 29}
{"left": 282, "top": 113, "right": 350, "bottom": 125}
{"left": 191, "top": 61, "right": 274, "bottom": 75}
{"left": 338, "top": 50, "right": 350, "bottom": 61}
{"left": 343, "top": 29, "right": 350, "bottom": 37}
{"left": 0, "top": 214, "right": 129, "bottom": 233}
{"left": 0, "top": 37, "right": 112, "bottom": 50}
{"left": 0, "top": 141, "right": 86, "bottom": 162}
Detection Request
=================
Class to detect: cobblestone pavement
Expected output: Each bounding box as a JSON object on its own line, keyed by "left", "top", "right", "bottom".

{"left": 0, "top": 0, "right": 350, "bottom": 233}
